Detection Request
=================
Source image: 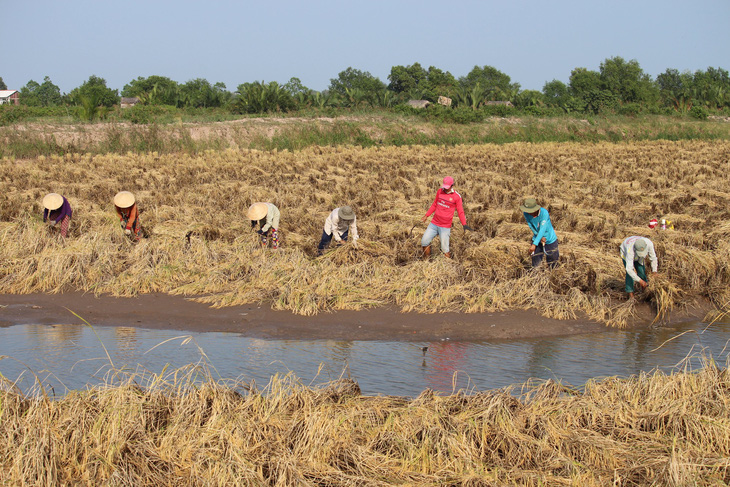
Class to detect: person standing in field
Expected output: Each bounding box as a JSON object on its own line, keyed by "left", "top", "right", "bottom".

{"left": 247, "top": 202, "right": 280, "bottom": 249}
{"left": 520, "top": 197, "right": 559, "bottom": 268}
{"left": 421, "top": 176, "right": 467, "bottom": 259}
{"left": 318, "top": 205, "right": 359, "bottom": 255}
{"left": 114, "top": 191, "right": 141, "bottom": 242}
{"left": 42, "top": 193, "right": 72, "bottom": 238}
{"left": 620, "top": 236, "right": 658, "bottom": 299}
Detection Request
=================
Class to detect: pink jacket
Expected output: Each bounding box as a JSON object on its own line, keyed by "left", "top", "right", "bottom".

{"left": 425, "top": 188, "right": 466, "bottom": 228}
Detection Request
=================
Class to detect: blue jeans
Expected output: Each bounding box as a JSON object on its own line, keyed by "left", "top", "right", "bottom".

{"left": 421, "top": 223, "right": 451, "bottom": 253}
{"left": 532, "top": 240, "right": 559, "bottom": 268}
{"left": 318, "top": 229, "right": 348, "bottom": 253}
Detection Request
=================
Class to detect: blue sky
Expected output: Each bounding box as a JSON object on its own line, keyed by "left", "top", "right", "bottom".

{"left": 2, "top": 0, "right": 729, "bottom": 94}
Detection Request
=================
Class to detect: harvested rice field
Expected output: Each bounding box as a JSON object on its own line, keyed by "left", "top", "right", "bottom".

{"left": 2, "top": 365, "right": 729, "bottom": 485}
{"left": 1, "top": 140, "right": 730, "bottom": 326}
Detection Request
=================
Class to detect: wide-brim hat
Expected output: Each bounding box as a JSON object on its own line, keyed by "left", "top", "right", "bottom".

{"left": 114, "top": 191, "right": 135, "bottom": 208}
{"left": 634, "top": 238, "right": 649, "bottom": 258}
{"left": 338, "top": 205, "right": 355, "bottom": 220}
{"left": 42, "top": 193, "right": 63, "bottom": 210}
{"left": 247, "top": 202, "right": 268, "bottom": 220}
{"left": 519, "top": 197, "right": 541, "bottom": 213}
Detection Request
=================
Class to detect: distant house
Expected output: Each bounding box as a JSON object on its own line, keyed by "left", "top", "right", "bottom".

{"left": 0, "top": 90, "right": 20, "bottom": 105}
{"left": 120, "top": 97, "right": 140, "bottom": 108}
{"left": 407, "top": 100, "right": 431, "bottom": 109}
{"left": 484, "top": 101, "right": 514, "bottom": 107}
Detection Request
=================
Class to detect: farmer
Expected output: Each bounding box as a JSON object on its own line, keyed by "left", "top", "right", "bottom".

{"left": 318, "top": 205, "right": 359, "bottom": 255}
{"left": 247, "top": 202, "right": 280, "bottom": 249}
{"left": 520, "top": 197, "right": 559, "bottom": 268}
{"left": 620, "top": 236, "right": 658, "bottom": 299}
{"left": 421, "top": 176, "right": 467, "bottom": 259}
{"left": 42, "top": 193, "right": 73, "bottom": 238}
{"left": 114, "top": 191, "right": 141, "bottom": 241}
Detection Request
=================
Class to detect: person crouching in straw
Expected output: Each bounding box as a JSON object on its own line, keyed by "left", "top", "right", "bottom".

{"left": 520, "top": 197, "right": 559, "bottom": 268}
{"left": 318, "top": 205, "right": 359, "bottom": 256}
{"left": 114, "top": 191, "right": 141, "bottom": 242}
{"left": 247, "top": 202, "right": 280, "bottom": 249}
{"left": 620, "top": 236, "right": 658, "bottom": 300}
{"left": 42, "top": 193, "right": 73, "bottom": 238}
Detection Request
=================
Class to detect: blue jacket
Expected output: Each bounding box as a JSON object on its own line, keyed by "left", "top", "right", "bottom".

{"left": 523, "top": 208, "right": 557, "bottom": 246}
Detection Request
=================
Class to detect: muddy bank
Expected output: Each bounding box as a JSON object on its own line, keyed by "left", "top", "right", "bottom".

{"left": 0, "top": 292, "right": 714, "bottom": 341}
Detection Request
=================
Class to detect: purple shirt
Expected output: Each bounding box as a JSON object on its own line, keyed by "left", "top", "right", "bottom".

{"left": 43, "top": 196, "right": 73, "bottom": 224}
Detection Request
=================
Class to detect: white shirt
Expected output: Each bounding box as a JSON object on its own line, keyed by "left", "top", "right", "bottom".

{"left": 620, "top": 236, "right": 658, "bottom": 282}
{"left": 324, "top": 207, "right": 358, "bottom": 242}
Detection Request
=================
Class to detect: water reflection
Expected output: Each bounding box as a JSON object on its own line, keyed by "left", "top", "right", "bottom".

{"left": 0, "top": 320, "right": 728, "bottom": 397}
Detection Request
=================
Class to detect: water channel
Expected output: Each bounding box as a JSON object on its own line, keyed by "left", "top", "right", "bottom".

{"left": 1, "top": 319, "right": 728, "bottom": 397}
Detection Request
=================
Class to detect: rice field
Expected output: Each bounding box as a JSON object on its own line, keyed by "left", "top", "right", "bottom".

{"left": 1, "top": 140, "right": 730, "bottom": 326}
{"left": 1, "top": 362, "right": 729, "bottom": 485}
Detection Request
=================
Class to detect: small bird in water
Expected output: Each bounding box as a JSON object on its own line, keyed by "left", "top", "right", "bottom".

{"left": 421, "top": 346, "right": 428, "bottom": 356}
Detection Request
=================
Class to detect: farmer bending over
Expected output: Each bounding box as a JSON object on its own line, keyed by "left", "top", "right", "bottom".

{"left": 520, "top": 197, "right": 559, "bottom": 268}
{"left": 42, "top": 193, "right": 73, "bottom": 238}
{"left": 114, "top": 191, "right": 141, "bottom": 242}
{"left": 421, "top": 176, "right": 467, "bottom": 259}
{"left": 620, "top": 236, "right": 658, "bottom": 299}
{"left": 318, "top": 205, "right": 358, "bottom": 255}
{"left": 248, "top": 202, "right": 280, "bottom": 249}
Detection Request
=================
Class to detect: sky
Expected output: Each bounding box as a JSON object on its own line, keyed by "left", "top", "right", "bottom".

{"left": 2, "top": 0, "right": 729, "bottom": 95}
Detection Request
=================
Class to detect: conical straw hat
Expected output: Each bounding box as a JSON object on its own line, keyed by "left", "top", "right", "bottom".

{"left": 114, "top": 191, "right": 136, "bottom": 208}
{"left": 42, "top": 193, "right": 63, "bottom": 210}
{"left": 247, "top": 202, "right": 268, "bottom": 220}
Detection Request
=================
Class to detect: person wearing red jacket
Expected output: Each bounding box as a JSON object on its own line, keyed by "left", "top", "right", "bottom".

{"left": 420, "top": 176, "right": 467, "bottom": 259}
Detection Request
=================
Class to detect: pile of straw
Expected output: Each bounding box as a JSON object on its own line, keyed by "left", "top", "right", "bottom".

{"left": 1, "top": 362, "right": 729, "bottom": 485}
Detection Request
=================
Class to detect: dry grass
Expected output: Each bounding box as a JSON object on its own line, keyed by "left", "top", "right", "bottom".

{"left": 2, "top": 141, "right": 730, "bottom": 326}
{"left": 1, "top": 359, "right": 729, "bottom": 485}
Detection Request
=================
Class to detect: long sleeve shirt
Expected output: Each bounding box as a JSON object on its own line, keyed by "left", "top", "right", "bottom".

{"left": 324, "top": 208, "right": 358, "bottom": 241}
{"left": 115, "top": 203, "right": 139, "bottom": 230}
{"left": 43, "top": 196, "right": 73, "bottom": 224}
{"left": 424, "top": 188, "right": 466, "bottom": 228}
{"left": 620, "top": 236, "right": 658, "bottom": 282}
{"left": 523, "top": 208, "right": 557, "bottom": 246}
{"left": 259, "top": 203, "right": 280, "bottom": 232}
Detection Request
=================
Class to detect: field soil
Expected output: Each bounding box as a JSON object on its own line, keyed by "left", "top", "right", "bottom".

{"left": 0, "top": 293, "right": 711, "bottom": 341}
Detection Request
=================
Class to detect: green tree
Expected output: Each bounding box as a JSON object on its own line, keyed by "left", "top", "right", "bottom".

{"left": 178, "top": 78, "right": 227, "bottom": 108}
{"left": 514, "top": 90, "right": 545, "bottom": 109}
{"left": 656, "top": 68, "right": 694, "bottom": 111}
{"left": 692, "top": 67, "right": 730, "bottom": 109}
{"left": 599, "top": 56, "right": 658, "bottom": 105}
{"left": 568, "top": 67, "right": 617, "bottom": 114}
{"left": 388, "top": 63, "right": 457, "bottom": 102}
{"left": 69, "top": 75, "right": 119, "bottom": 107}
{"left": 328, "top": 68, "right": 386, "bottom": 99}
{"left": 19, "top": 76, "right": 62, "bottom": 106}
{"left": 542, "top": 79, "right": 572, "bottom": 109}
{"left": 459, "top": 65, "right": 519, "bottom": 101}
{"left": 232, "top": 81, "right": 294, "bottom": 114}
{"left": 0, "top": 77, "right": 7, "bottom": 90}
{"left": 122, "top": 75, "right": 179, "bottom": 105}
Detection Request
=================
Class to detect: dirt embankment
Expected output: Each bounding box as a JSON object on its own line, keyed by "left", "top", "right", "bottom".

{"left": 0, "top": 293, "right": 713, "bottom": 341}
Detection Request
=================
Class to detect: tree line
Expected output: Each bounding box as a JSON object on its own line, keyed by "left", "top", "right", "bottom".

{"left": 2, "top": 56, "right": 729, "bottom": 119}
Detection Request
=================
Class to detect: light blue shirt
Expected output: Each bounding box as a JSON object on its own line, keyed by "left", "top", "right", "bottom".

{"left": 523, "top": 208, "right": 557, "bottom": 246}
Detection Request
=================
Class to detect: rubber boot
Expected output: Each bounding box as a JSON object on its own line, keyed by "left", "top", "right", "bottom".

{"left": 444, "top": 252, "right": 452, "bottom": 259}
{"left": 422, "top": 245, "right": 431, "bottom": 259}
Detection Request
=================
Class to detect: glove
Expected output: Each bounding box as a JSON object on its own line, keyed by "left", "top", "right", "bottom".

{"left": 334, "top": 236, "right": 342, "bottom": 243}
{"left": 125, "top": 229, "right": 132, "bottom": 235}
{"left": 256, "top": 229, "right": 264, "bottom": 235}
{"left": 352, "top": 240, "right": 359, "bottom": 249}
{"left": 49, "top": 220, "right": 57, "bottom": 227}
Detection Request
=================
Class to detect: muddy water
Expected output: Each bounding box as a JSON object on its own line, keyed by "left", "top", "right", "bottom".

{"left": 1, "top": 321, "right": 728, "bottom": 397}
